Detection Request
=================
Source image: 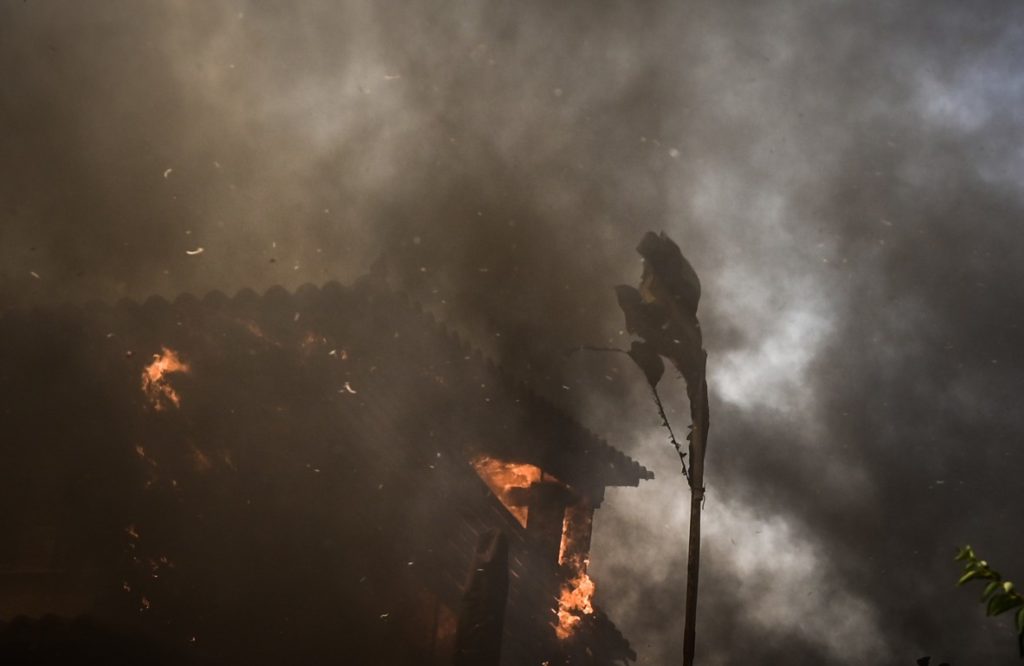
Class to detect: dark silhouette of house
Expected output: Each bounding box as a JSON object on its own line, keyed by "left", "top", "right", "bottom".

{"left": 0, "top": 281, "right": 652, "bottom": 665}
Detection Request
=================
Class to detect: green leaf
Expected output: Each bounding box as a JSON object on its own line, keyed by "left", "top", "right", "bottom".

{"left": 959, "top": 569, "right": 997, "bottom": 586}
{"left": 987, "top": 594, "right": 1023, "bottom": 617}
{"left": 953, "top": 545, "right": 1023, "bottom": 655}
{"left": 955, "top": 545, "right": 976, "bottom": 562}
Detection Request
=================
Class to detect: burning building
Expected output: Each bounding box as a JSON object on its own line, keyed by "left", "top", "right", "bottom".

{"left": 0, "top": 281, "right": 653, "bottom": 665}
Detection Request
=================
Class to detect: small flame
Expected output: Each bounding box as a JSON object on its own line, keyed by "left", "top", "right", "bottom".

{"left": 141, "top": 347, "right": 191, "bottom": 410}
{"left": 555, "top": 557, "right": 595, "bottom": 640}
{"left": 558, "top": 512, "right": 571, "bottom": 566}
{"left": 471, "top": 456, "right": 541, "bottom": 527}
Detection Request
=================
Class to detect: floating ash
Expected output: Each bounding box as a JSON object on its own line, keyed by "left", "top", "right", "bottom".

{"left": 141, "top": 347, "right": 191, "bottom": 410}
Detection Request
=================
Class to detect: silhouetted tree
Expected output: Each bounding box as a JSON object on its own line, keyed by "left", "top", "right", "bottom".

{"left": 615, "top": 231, "right": 709, "bottom": 666}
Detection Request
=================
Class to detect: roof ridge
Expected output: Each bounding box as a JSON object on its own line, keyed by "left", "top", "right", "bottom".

{"left": 46, "top": 280, "right": 653, "bottom": 483}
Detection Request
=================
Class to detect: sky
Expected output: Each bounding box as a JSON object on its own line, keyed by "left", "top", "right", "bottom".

{"left": 3, "top": 1, "right": 1024, "bottom": 663}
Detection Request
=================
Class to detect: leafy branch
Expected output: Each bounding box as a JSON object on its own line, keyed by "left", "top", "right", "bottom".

{"left": 567, "top": 344, "right": 689, "bottom": 479}
{"left": 615, "top": 232, "right": 708, "bottom": 666}
{"left": 955, "top": 545, "right": 1024, "bottom": 658}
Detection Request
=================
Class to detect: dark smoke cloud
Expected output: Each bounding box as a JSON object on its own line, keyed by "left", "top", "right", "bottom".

{"left": 3, "top": 1, "right": 1024, "bottom": 663}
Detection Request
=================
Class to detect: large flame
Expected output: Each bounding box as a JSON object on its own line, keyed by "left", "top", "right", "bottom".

{"left": 555, "top": 502, "right": 596, "bottom": 640}
{"left": 141, "top": 347, "right": 191, "bottom": 410}
{"left": 471, "top": 456, "right": 596, "bottom": 639}
{"left": 555, "top": 556, "right": 595, "bottom": 640}
{"left": 470, "top": 456, "right": 541, "bottom": 527}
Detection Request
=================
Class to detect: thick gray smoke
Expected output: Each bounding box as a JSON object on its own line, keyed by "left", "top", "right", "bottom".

{"left": 3, "top": 1, "right": 1024, "bottom": 663}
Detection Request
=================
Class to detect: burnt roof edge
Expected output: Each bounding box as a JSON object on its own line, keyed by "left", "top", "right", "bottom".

{"left": 57, "top": 280, "right": 655, "bottom": 485}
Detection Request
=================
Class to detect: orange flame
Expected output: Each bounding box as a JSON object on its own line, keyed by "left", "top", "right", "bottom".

{"left": 471, "top": 456, "right": 541, "bottom": 527}
{"left": 555, "top": 558, "right": 595, "bottom": 639}
{"left": 555, "top": 503, "right": 596, "bottom": 640}
{"left": 141, "top": 347, "right": 191, "bottom": 410}
{"left": 471, "top": 455, "right": 594, "bottom": 639}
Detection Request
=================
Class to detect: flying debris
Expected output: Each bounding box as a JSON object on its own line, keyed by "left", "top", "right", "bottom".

{"left": 185, "top": 247, "right": 204, "bottom": 256}
{"left": 29, "top": 271, "right": 40, "bottom": 279}
{"left": 163, "top": 168, "right": 173, "bottom": 178}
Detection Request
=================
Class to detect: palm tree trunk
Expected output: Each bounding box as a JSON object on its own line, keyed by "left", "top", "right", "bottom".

{"left": 682, "top": 376, "right": 709, "bottom": 666}
{"left": 682, "top": 479, "right": 703, "bottom": 665}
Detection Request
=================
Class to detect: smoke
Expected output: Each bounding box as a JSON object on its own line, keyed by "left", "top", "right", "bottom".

{"left": 4, "top": 0, "right": 1024, "bottom": 663}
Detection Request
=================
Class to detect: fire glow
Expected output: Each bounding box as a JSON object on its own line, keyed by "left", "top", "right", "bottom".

{"left": 471, "top": 456, "right": 596, "bottom": 640}
{"left": 141, "top": 347, "right": 191, "bottom": 410}
{"left": 471, "top": 456, "right": 541, "bottom": 527}
{"left": 556, "top": 499, "right": 596, "bottom": 638}
{"left": 555, "top": 560, "right": 595, "bottom": 640}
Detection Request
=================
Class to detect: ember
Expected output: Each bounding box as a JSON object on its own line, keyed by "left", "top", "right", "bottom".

{"left": 471, "top": 456, "right": 542, "bottom": 527}
{"left": 190, "top": 445, "right": 213, "bottom": 473}
{"left": 300, "top": 331, "right": 328, "bottom": 351}
{"left": 141, "top": 347, "right": 191, "bottom": 410}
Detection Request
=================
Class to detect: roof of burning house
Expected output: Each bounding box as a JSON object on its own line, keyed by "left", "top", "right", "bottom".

{"left": 0, "top": 280, "right": 647, "bottom": 665}
{"left": 57, "top": 280, "right": 652, "bottom": 496}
